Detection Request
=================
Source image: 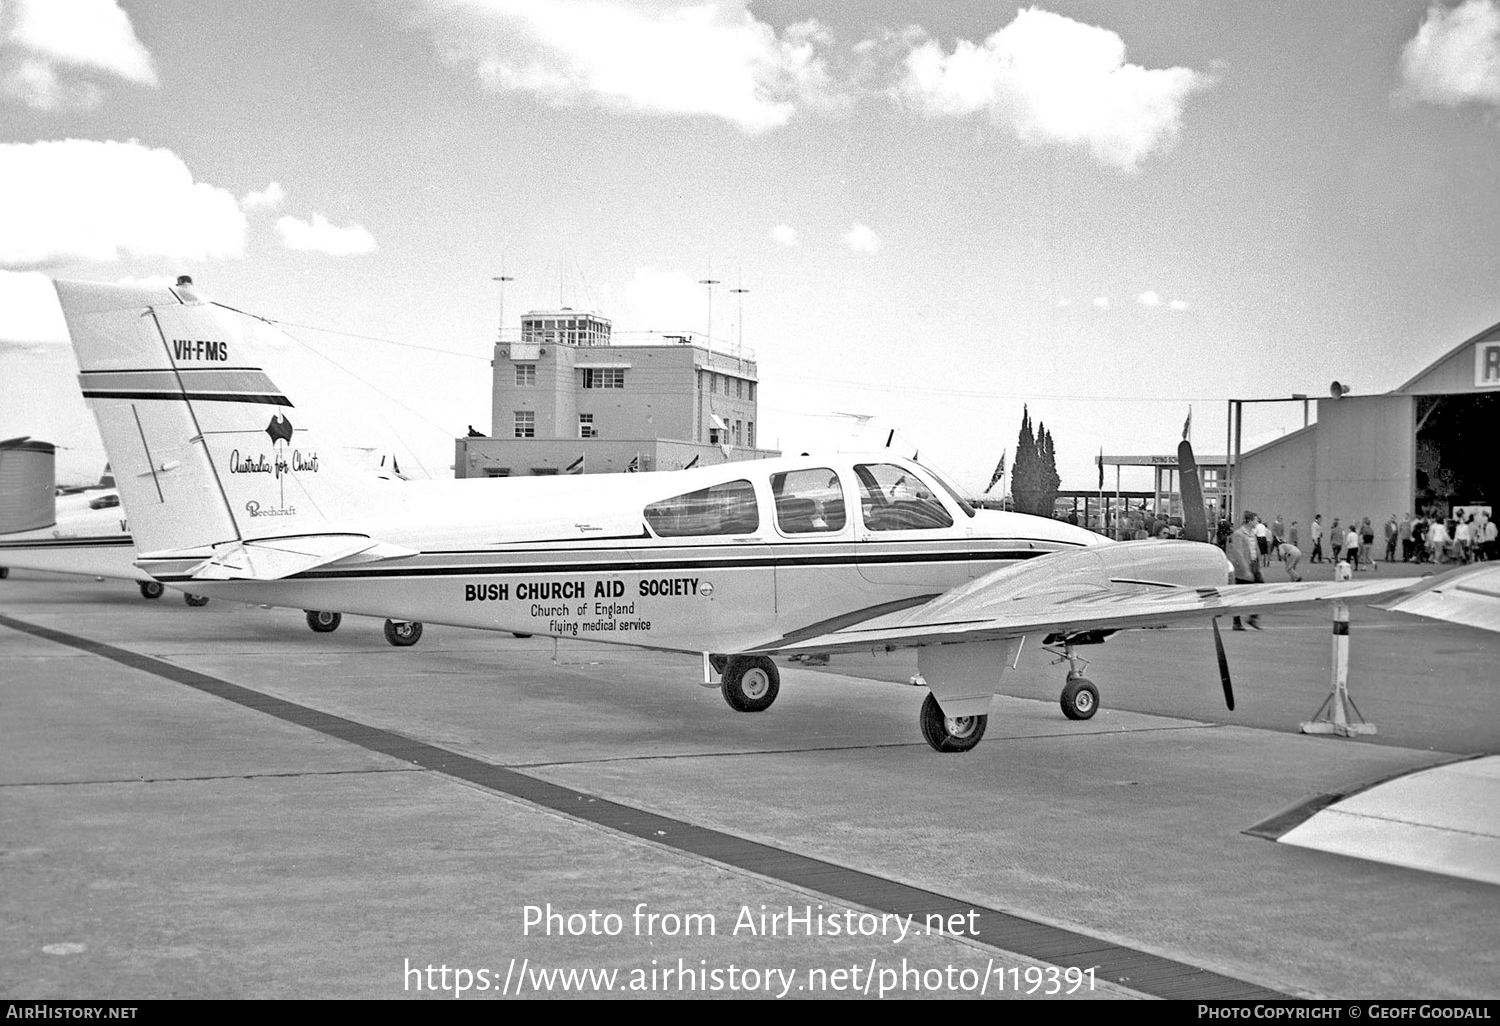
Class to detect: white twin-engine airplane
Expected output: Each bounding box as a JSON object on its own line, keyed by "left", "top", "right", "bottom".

{"left": 52, "top": 280, "right": 1500, "bottom": 752}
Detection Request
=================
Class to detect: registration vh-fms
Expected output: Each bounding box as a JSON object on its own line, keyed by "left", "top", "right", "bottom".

{"left": 50, "top": 280, "right": 1500, "bottom": 752}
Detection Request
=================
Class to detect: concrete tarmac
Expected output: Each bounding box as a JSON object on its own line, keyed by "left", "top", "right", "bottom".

{"left": 2, "top": 569, "right": 1497, "bottom": 1000}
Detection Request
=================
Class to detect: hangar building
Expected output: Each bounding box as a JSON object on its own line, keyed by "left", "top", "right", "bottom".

{"left": 1237, "top": 322, "right": 1499, "bottom": 534}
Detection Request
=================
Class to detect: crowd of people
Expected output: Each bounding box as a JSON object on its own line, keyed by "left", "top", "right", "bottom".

{"left": 1215, "top": 509, "right": 1497, "bottom": 572}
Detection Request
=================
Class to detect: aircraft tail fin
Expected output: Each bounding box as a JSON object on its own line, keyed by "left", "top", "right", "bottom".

{"left": 54, "top": 280, "right": 386, "bottom": 558}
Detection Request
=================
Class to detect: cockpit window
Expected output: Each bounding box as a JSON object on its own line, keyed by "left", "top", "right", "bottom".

{"left": 854, "top": 463, "right": 954, "bottom": 532}
{"left": 771, "top": 469, "right": 846, "bottom": 534}
{"left": 644, "top": 479, "right": 759, "bottom": 537}
{"left": 924, "top": 465, "right": 976, "bottom": 518}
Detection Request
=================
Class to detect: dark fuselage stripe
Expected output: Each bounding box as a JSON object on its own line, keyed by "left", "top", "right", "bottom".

{"left": 81, "top": 390, "right": 293, "bottom": 406}
{"left": 0, "top": 538, "right": 133, "bottom": 549}
{"left": 140, "top": 549, "right": 1050, "bottom": 582}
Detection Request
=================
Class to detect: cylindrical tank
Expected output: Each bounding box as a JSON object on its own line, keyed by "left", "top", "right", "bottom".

{"left": 0, "top": 437, "right": 57, "bottom": 534}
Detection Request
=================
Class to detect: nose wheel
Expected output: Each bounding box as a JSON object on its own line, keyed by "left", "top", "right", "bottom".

{"left": 1060, "top": 675, "right": 1099, "bottom": 720}
{"left": 1045, "top": 639, "right": 1101, "bottom": 720}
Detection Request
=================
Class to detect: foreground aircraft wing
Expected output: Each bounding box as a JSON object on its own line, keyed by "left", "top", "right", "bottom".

{"left": 768, "top": 563, "right": 1500, "bottom": 655}
{"left": 1374, "top": 562, "right": 1500, "bottom": 635}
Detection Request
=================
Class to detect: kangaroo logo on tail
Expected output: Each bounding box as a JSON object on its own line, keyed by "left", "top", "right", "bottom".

{"left": 265, "top": 414, "right": 294, "bottom": 445}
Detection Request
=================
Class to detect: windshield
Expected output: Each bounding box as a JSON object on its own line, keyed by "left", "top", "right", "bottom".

{"left": 921, "top": 464, "right": 976, "bottom": 518}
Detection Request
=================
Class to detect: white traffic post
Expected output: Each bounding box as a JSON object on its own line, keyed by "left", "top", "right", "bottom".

{"left": 1300, "top": 600, "right": 1377, "bottom": 736}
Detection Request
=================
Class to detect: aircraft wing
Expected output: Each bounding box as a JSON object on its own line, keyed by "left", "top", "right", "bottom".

{"left": 157, "top": 534, "right": 418, "bottom": 582}
{"left": 1374, "top": 563, "right": 1500, "bottom": 635}
{"left": 766, "top": 569, "right": 1497, "bottom": 656}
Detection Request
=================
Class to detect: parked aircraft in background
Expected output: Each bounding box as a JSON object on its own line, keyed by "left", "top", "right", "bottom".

{"left": 51, "top": 280, "right": 1500, "bottom": 751}
{"left": 0, "top": 437, "right": 412, "bottom": 632}
{"left": 0, "top": 438, "right": 202, "bottom": 602}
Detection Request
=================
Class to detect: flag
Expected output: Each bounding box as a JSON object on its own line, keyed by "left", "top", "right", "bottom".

{"left": 626, "top": 454, "right": 639, "bottom": 473}
{"left": 565, "top": 455, "right": 584, "bottom": 475}
{"left": 985, "top": 451, "right": 1005, "bottom": 494}
{"left": 1182, "top": 407, "right": 1192, "bottom": 441}
{"left": 683, "top": 454, "right": 700, "bottom": 469}
{"left": 1098, "top": 448, "right": 1104, "bottom": 490}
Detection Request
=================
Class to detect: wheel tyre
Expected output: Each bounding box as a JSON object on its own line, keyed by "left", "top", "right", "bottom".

{"left": 384, "top": 619, "right": 423, "bottom": 647}
{"left": 139, "top": 581, "right": 164, "bottom": 600}
{"left": 184, "top": 593, "right": 210, "bottom": 607}
{"left": 1060, "top": 678, "right": 1099, "bottom": 720}
{"left": 305, "top": 610, "right": 342, "bottom": 633}
{"left": 721, "top": 655, "right": 780, "bottom": 713}
{"left": 0, "top": 566, "right": 9, "bottom": 579}
{"left": 918, "top": 692, "right": 987, "bottom": 753}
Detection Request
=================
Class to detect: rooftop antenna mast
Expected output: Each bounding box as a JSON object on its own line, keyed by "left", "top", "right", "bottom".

{"left": 491, "top": 264, "right": 514, "bottom": 344}
{"left": 730, "top": 285, "right": 749, "bottom": 359}
{"left": 698, "top": 276, "right": 720, "bottom": 346}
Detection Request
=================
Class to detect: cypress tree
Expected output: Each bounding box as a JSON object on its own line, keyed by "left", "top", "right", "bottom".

{"left": 1038, "top": 424, "right": 1061, "bottom": 517}
{"left": 1012, "top": 407, "right": 1040, "bottom": 515}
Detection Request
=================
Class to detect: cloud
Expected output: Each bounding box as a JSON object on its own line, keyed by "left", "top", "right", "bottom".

{"left": 897, "top": 7, "right": 1211, "bottom": 169}
{"left": 621, "top": 267, "right": 704, "bottom": 330}
{"left": 241, "top": 181, "right": 286, "bottom": 211}
{"left": 1399, "top": 0, "right": 1500, "bottom": 106}
{"left": 0, "top": 270, "right": 69, "bottom": 346}
{"left": 1, "top": 0, "right": 157, "bottom": 110}
{"left": 1092, "top": 296, "right": 1110, "bottom": 309}
{"left": 844, "top": 223, "right": 881, "bottom": 253}
{"left": 0, "top": 140, "right": 247, "bottom": 268}
{"left": 770, "top": 224, "right": 798, "bottom": 246}
{"left": 275, "top": 213, "right": 378, "bottom": 256}
{"left": 1137, "top": 290, "right": 1162, "bottom": 306}
{"left": 406, "top": 0, "right": 844, "bottom": 133}
{"left": 1169, "top": 298, "right": 1189, "bottom": 311}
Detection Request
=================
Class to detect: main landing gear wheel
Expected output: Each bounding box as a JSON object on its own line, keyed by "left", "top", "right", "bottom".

{"left": 721, "top": 655, "right": 780, "bottom": 713}
{"left": 919, "top": 693, "right": 987, "bottom": 753}
{"left": 139, "top": 581, "right": 164, "bottom": 600}
{"left": 183, "top": 593, "right": 210, "bottom": 607}
{"left": 0, "top": 566, "right": 9, "bottom": 579}
{"left": 384, "top": 619, "right": 423, "bottom": 647}
{"left": 1060, "top": 677, "right": 1099, "bottom": 721}
{"left": 305, "top": 610, "right": 342, "bottom": 633}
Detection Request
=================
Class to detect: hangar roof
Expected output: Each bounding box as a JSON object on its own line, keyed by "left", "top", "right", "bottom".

{"left": 1393, "top": 319, "right": 1500, "bottom": 395}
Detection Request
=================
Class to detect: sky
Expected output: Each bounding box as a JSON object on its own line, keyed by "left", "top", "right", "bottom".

{"left": 2, "top": 0, "right": 1499, "bottom": 490}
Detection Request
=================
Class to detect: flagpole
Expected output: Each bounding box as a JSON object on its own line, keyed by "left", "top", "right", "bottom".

{"left": 1096, "top": 448, "right": 1104, "bottom": 534}
{"left": 1115, "top": 465, "right": 1121, "bottom": 540}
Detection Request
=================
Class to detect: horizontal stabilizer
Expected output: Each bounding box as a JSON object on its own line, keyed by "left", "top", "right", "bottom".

{"left": 172, "top": 534, "right": 417, "bottom": 582}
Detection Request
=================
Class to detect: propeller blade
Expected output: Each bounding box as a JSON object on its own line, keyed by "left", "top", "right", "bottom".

{"left": 1177, "top": 439, "right": 1210, "bottom": 543}
{"left": 1212, "top": 617, "right": 1235, "bottom": 711}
